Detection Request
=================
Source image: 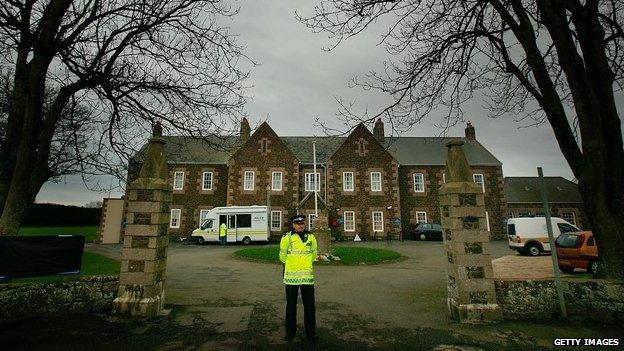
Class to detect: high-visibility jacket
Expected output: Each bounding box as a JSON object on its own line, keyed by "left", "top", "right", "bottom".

{"left": 219, "top": 223, "right": 227, "bottom": 237}
{"left": 279, "top": 231, "right": 318, "bottom": 285}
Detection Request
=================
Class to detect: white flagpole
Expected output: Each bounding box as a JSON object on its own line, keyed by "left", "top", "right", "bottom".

{"left": 313, "top": 141, "right": 318, "bottom": 218}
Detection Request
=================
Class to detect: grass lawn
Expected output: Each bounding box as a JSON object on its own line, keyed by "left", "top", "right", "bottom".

{"left": 18, "top": 226, "right": 100, "bottom": 243}
{"left": 234, "top": 245, "right": 401, "bottom": 265}
{"left": 6, "top": 251, "right": 120, "bottom": 284}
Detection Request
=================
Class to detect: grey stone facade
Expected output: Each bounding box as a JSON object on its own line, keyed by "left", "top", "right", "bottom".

{"left": 0, "top": 276, "right": 118, "bottom": 322}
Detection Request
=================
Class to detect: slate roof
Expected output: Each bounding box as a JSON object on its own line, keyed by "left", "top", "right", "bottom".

{"left": 280, "top": 136, "right": 345, "bottom": 163}
{"left": 132, "top": 136, "right": 240, "bottom": 164}
{"left": 383, "top": 137, "right": 501, "bottom": 166}
{"left": 504, "top": 177, "right": 582, "bottom": 203}
{"left": 132, "top": 134, "right": 502, "bottom": 166}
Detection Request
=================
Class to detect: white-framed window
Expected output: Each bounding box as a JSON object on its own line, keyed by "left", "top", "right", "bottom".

{"left": 372, "top": 211, "right": 384, "bottom": 232}
{"left": 507, "top": 212, "right": 514, "bottom": 219}
{"left": 272, "top": 172, "right": 283, "bottom": 191}
{"left": 370, "top": 172, "right": 382, "bottom": 192}
{"left": 202, "top": 172, "right": 213, "bottom": 190}
{"left": 260, "top": 139, "right": 268, "bottom": 153}
{"left": 173, "top": 171, "right": 185, "bottom": 190}
{"left": 343, "top": 172, "right": 354, "bottom": 191}
{"left": 562, "top": 212, "right": 576, "bottom": 226}
{"left": 170, "top": 209, "right": 181, "bottom": 228}
{"left": 199, "top": 209, "right": 210, "bottom": 226}
{"left": 270, "top": 211, "right": 282, "bottom": 231}
{"left": 305, "top": 172, "right": 320, "bottom": 192}
{"left": 535, "top": 212, "right": 545, "bottom": 217}
{"left": 413, "top": 173, "right": 425, "bottom": 192}
{"left": 518, "top": 212, "right": 531, "bottom": 218}
{"left": 473, "top": 173, "right": 485, "bottom": 193}
{"left": 485, "top": 211, "right": 490, "bottom": 231}
{"left": 416, "top": 211, "right": 427, "bottom": 223}
{"left": 243, "top": 171, "right": 255, "bottom": 190}
{"left": 308, "top": 213, "right": 317, "bottom": 231}
{"left": 344, "top": 211, "right": 355, "bottom": 232}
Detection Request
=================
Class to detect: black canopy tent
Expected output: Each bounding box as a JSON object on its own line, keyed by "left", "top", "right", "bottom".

{"left": 0, "top": 236, "right": 85, "bottom": 280}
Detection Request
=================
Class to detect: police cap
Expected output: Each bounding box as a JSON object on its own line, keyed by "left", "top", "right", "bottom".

{"left": 290, "top": 214, "right": 306, "bottom": 223}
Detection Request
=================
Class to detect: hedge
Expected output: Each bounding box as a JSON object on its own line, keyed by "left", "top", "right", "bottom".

{"left": 23, "top": 203, "right": 102, "bottom": 227}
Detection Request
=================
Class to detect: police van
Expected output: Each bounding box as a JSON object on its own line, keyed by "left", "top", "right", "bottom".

{"left": 191, "top": 206, "right": 269, "bottom": 245}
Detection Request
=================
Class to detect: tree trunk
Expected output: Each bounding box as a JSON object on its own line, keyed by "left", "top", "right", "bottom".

{"left": 0, "top": 126, "right": 50, "bottom": 235}
{"left": 0, "top": 119, "right": 41, "bottom": 235}
{"left": 0, "top": 54, "right": 50, "bottom": 235}
{"left": 0, "top": 53, "right": 30, "bottom": 214}
{"left": 0, "top": 176, "right": 38, "bottom": 236}
{"left": 578, "top": 177, "right": 624, "bottom": 279}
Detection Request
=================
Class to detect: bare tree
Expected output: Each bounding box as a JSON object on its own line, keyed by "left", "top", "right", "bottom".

{"left": 1, "top": 69, "right": 104, "bottom": 186}
{"left": 299, "top": 0, "right": 624, "bottom": 278}
{"left": 0, "top": 0, "right": 252, "bottom": 235}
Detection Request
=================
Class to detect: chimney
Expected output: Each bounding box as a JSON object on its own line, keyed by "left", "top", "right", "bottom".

{"left": 240, "top": 117, "right": 250, "bottom": 143}
{"left": 152, "top": 121, "right": 163, "bottom": 137}
{"left": 465, "top": 121, "right": 476, "bottom": 140}
{"left": 373, "top": 118, "right": 385, "bottom": 143}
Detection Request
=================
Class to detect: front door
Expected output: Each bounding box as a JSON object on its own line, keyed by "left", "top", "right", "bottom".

{"left": 227, "top": 215, "right": 237, "bottom": 243}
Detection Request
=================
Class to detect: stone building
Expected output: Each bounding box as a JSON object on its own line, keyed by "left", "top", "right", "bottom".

{"left": 127, "top": 119, "right": 507, "bottom": 240}
{"left": 504, "top": 176, "right": 588, "bottom": 229}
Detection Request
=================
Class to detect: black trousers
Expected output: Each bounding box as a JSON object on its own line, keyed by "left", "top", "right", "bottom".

{"left": 285, "top": 284, "right": 316, "bottom": 337}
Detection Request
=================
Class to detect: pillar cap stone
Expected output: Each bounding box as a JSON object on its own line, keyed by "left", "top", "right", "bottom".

{"left": 445, "top": 139, "right": 472, "bottom": 183}
{"left": 445, "top": 139, "right": 465, "bottom": 147}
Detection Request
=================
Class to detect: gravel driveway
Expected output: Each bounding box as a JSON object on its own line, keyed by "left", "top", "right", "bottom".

{"left": 8, "top": 240, "right": 618, "bottom": 350}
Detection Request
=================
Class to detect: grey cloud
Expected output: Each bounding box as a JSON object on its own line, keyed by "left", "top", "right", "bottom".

{"left": 36, "top": 0, "right": 619, "bottom": 204}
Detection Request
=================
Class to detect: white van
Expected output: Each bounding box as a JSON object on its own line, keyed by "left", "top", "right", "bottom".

{"left": 507, "top": 217, "right": 581, "bottom": 256}
{"left": 191, "top": 206, "right": 269, "bottom": 245}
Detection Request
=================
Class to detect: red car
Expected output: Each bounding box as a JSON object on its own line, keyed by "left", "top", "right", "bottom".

{"left": 555, "top": 231, "right": 599, "bottom": 274}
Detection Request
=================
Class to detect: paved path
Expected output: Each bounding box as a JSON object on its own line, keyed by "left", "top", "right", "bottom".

{"left": 88, "top": 240, "right": 516, "bottom": 329}
{"left": 493, "top": 255, "right": 555, "bottom": 280}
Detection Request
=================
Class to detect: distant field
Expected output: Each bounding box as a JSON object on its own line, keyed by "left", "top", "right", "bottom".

{"left": 18, "top": 226, "right": 100, "bottom": 243}
{"left": 6, "top": 251, "right": 120, "bottom": 284}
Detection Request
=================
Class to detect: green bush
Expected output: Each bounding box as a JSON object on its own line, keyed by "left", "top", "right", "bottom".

{"left": 24, "top": 203, "right": 101, "bottom": 226}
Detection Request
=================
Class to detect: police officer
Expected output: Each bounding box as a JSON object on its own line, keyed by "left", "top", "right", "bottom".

{"left": 279, "top": 214, "right": 318, "bottom": 341}
{"left": 219, "top": 222, "right": 227, "bottom": 245}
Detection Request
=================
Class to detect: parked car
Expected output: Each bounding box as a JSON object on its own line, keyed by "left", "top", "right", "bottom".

{"left": 555, "top": 231, "right": 599, "bottom": 274}
{"left": 507, "top": 217, "right": 581, "bottom": 256}
{"left": 413, "top": 223, "right": 443, "bottom": 241}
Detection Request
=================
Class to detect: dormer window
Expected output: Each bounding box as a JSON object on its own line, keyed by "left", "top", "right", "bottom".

{"left": 259, "top": 138, "right": 268, "bottom": 154}
{"left": 356, "top": 138, "right": 368, "bottom": 156}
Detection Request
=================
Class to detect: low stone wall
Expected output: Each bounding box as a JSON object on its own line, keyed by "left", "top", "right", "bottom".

{"left": 495, "top": 279, "right": 624, "bottom": 323}
{"left": 0, "top": 275, "right": 119, "bottom": 322}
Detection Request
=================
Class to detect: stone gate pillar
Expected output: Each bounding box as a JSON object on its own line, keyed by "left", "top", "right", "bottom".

{"left": 313, "top": 216, "right": 331, "bottom": 256}
{"left": 112, "top": 124, "right": 171, "bottom": 317}
{"left": 439, "top": 140, "right": 502, "bottom": 323}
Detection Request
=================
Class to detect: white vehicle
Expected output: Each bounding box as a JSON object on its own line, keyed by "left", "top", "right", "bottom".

{"left": 191, "top": 206, "right": 269, "bottom": 245}
{"left": 507, "top": 217, "right": 581, "bottom": 256}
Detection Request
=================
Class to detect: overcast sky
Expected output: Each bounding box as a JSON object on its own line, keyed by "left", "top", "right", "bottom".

{"left": 35, "top": 0, "right": 624, "bottom": 206}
